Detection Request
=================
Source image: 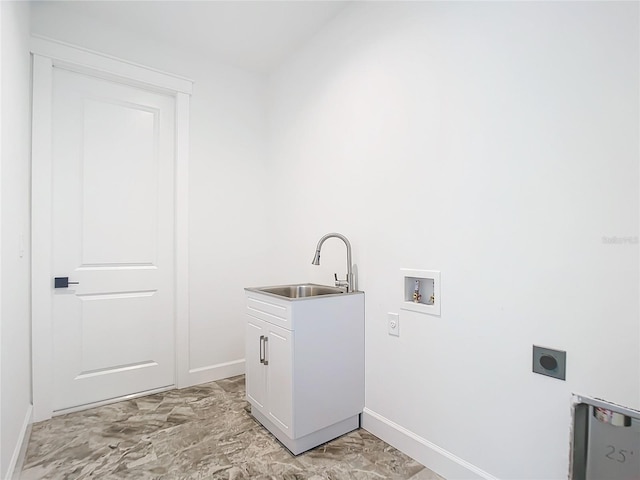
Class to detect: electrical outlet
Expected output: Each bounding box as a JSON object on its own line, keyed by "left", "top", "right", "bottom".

{"left": 532, "top": 345, "right": 566, "bottom": 380}
{"left": 388, "top": 313, "right": 399, "bottom": 337}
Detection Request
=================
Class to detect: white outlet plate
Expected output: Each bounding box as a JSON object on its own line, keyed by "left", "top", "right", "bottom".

{"left": 388, "top": 313, "right": 399, "bottom": 336}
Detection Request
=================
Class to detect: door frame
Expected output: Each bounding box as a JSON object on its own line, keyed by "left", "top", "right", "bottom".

{"left": 31, "top": 35, "right": 193, "bottom": 422}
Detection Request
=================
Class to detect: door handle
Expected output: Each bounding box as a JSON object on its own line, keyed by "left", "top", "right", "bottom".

{"left": 263, "top": 336, "right": 269, "bottom": 366}
{"left": 54, "top": 277, "right": 79, "bottom": 288}
{"left": 259, "top": 335, "right": 265, "bottom": 364}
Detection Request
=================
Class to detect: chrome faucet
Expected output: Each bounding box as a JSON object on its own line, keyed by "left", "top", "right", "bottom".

{"left": 311, "top": 232, "right": 355, "bottom": 292}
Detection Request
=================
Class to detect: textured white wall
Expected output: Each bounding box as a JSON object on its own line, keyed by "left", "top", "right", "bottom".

{"left": 1, "top": 1, "right": 32, "bottom": 477}
{"left": 30, "top": 4, "right": 276, "bottom": 383}
{"left": 267, "top": 2, "right": 639, "bottom": 478}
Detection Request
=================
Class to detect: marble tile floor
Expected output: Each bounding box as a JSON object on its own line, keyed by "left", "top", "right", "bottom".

{"left": 21, "top": 376, "right": 444, "bottom": 480}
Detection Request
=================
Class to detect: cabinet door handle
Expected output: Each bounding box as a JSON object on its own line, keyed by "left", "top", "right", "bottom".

{"left": 259, "top": 335, "right": 265, "bottom": 364}
{"left": 263, "top": 336, "right": 269, "bottom": 366}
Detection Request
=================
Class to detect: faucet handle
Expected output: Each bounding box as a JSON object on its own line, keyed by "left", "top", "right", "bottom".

{"left": 334, "top": 273, "right": 349, "bottom": 291}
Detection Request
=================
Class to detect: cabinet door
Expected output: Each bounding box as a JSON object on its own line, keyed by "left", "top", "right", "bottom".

{"left": 245, "top": 315, "right": 267, "bottom": 411}
{"left": 265, "top": 322, "right": 293, "bottom": 437}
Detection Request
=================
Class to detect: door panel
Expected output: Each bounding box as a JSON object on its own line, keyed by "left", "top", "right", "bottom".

{"left": 246, "top": 316, "right": 267, "bottom": 410}
{"left": 266, "top": 323, "right": 293, "bottom": 435}
{"left": 52, "top": 67, "right": 176, "bottom": 411}
{"left": 81, "top": 98, "right": 158, "bottom": 265}
{"left": 79, "top": 292, "right": 157, "bottom": 373}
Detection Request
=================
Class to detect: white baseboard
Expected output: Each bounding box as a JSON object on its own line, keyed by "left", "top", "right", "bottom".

{"left": 181, "top": 359, "right": 245, "bottom": 388}
{"left": 362, "top": 408, "right": 498, "bottom": 480}
{"left": 5, "top": 404, "right": 33, "bottom": 480}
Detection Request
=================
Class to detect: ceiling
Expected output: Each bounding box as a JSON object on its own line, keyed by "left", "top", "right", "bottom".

{"left": 33, "top": 1, "right": 351, "bottom": 73}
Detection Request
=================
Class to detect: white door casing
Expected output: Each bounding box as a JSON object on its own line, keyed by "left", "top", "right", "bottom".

{"left": 31, "top": 37, "right": 192, "bottom": 421}
{"left": 52, "top": 68, "right": 176, "bottom": 411}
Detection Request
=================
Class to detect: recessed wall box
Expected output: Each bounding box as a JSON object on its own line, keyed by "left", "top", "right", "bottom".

{"left": 400, "top": 269, "right": 441, "bottom": 316}
{"left": 532, "top": 345, "right": 566, "bottom": 381}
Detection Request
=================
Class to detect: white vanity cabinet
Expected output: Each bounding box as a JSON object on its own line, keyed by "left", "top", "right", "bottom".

{"left": 244, "top": 288, "right": 365, "bottom": 455}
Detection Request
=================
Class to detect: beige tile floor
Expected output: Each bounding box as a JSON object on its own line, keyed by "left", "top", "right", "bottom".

{"left": 21, "top": 376, "right": 444, "bottom": 480}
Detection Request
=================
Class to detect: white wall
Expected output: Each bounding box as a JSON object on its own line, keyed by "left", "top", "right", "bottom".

{"left": 1, "top": 1, "right": 33, "bottom": 478}
{"left": 30, "top": 4, "right": 275, "bottom": 385}
{"left": 268, "top": 2, "right": 639, "bottom": 479}
{"left": 26, "top": 2, "right": 640, "bottom": 478}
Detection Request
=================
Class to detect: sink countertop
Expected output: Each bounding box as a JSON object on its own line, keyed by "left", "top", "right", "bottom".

{"left": 245, "top": 283, "right": 362, "bottom": 301}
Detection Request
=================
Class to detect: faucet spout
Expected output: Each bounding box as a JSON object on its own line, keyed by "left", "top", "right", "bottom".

{"left": 311, "top": 232, "right": 355, "bottom": 292}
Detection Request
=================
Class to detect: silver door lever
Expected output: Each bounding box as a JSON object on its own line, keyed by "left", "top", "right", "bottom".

{"left": 54, "top": 277, "right": 79, "bottom": 288}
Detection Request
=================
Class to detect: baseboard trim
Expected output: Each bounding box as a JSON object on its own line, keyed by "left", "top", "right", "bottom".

{"left": 6, "top": 404, "right": 33, "bottom": 480}
{"left": 182, "top": 359, "right": 245, "bottom": 388}
{"left": 362, "top": 408, "right": 498, "bottom": 480}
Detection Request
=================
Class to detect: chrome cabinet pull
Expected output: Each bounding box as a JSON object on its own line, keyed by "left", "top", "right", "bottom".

{"left": 259, "top": 335, "right": 265, "bottom": 364}
{"left": 263, "top": 336, "right": 269, "bottom": 366}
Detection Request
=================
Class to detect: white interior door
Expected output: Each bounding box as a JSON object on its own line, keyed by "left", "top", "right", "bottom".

{"left": 51, "top": 67, "right": 176, "bottom": 412}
